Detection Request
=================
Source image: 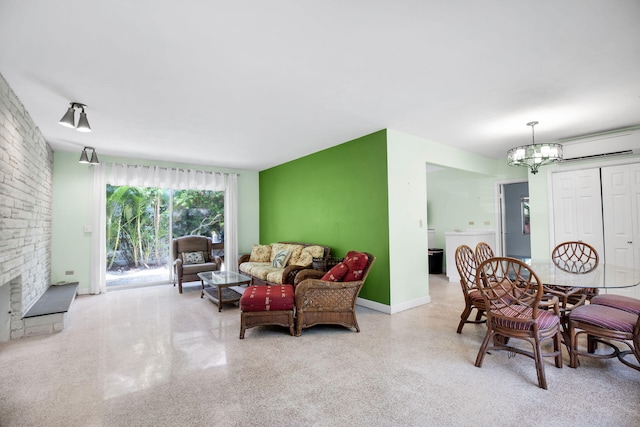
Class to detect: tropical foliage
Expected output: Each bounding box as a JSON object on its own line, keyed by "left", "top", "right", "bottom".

{"left": 106, "top": 185, "right": 223, "bottom": 271}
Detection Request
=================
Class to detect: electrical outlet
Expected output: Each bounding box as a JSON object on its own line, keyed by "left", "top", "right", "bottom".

{"left": 484, "top": 221, "right": 490, "bottom": 225}
{"left": 468, "top": 221, "right": 474, "bottom": 225}
{"left": 65, "top": 270, "right": 74, "bottom": 275}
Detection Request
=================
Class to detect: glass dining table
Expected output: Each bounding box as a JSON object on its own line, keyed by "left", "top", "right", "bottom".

{"left": 526, "top": 260, "right": 640, "bottom": 291}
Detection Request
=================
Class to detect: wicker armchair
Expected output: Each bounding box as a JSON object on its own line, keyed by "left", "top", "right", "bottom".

{"left": 294, "top": 251, "right": 375, "bottom": 337}
{"left": 172, "top": 235, "right": 222, "bottom": 293}
{"left": 454, "top": 245, "right": 486, "bottom": 333}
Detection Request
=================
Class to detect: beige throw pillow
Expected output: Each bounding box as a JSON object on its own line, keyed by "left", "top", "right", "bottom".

{"left": 249, "top": 244, "right": 272, "bottom": 262}
{"left": 297, "top": 245, "right": 325, "bottom": 267}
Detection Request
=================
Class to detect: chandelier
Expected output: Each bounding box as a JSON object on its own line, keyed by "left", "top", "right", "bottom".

{"left": 507, "top": 121, "right": 562, "bottom": 174}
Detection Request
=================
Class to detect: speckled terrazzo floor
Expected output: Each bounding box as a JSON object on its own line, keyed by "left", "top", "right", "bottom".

{"left": 1, "top": 275, "right": 638, "bottom": 427}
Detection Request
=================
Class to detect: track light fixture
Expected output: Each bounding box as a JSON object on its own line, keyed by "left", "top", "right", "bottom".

{"left": 79, "top": 147, "right": 100, "bottom": 165}
{"left": 59, "top": 102, "right": 91, "bottom": 132}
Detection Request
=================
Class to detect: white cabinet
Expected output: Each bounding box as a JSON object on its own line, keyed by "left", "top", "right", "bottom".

{"left": 445, "top": 230, "right": 495, "bottom": 282}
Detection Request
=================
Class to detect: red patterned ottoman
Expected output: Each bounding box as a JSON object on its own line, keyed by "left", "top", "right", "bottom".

{"left": 239, "top": 284, "right": 295, "bottom": 339}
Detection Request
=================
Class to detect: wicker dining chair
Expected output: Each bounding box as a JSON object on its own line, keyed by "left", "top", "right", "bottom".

{"left": 475, "top": 257, "right": 563, "bottom": 390}
{"left": 590, "top": 294, "right": 640, "bottom": 315}
{"left": 454, "top": 245, "right": 486, "bottom": 333}
{"left": 545, "top": 241, "right": 599, "bottom": 331}
{"left": 474, "top": 242, "right": 495, "bottom": 265}
{"left": 568, "top": 303, "right": 640, "bottom": 371}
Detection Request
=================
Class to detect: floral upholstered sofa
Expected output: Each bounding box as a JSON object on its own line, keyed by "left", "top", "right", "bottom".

{"left": 238, "top": 242, "right": 330, "bottom": 286}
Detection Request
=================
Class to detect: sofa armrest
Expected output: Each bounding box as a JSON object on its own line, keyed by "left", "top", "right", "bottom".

{"left": 281, "top": 265, "right": 313, "bottom": 286}
{"left": 238, "top": 254, "right": 251, "bottom": 268}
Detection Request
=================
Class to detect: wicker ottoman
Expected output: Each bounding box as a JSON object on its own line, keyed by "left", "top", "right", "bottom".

{"left": 239, "top": 284, "right": 295, "bottom": 339}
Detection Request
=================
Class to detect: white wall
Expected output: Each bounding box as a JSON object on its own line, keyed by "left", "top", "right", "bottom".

{"left": 386, "top": 129, "right": 526, "bottom": 311}
{"left": 386, "top": 133, "right": 430, "bottom": 311}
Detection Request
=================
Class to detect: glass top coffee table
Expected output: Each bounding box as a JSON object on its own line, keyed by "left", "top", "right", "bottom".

{"left": 197, "top": 271, "right": 252, "bottom": 312}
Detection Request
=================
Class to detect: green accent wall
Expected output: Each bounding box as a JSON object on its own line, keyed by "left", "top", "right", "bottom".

{"left": 259, "top": 130, "right": 390, "bottom": 304}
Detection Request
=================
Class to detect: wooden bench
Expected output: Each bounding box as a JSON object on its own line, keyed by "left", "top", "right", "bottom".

{"left": 23, "top": 282, "right": 78, "bottom": 336}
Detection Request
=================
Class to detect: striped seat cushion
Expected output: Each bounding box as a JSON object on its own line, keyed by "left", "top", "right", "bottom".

{"left": 493, "top": 305, "right": 559, "bottom": 330}
{"left": 569, "top": 304, "right": 637, "bottom": 333}
{"left": 590, "top": 294, "right": 640, "bottom": 315}
{"left": 239, "top": 285, "right": 294, "bottom": 312}
{"left": 469, "top": 290, "right": 486, "bottom": 306}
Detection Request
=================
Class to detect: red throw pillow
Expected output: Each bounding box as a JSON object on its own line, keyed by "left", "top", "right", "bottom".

{"left": 343, "top": 251, "right": 369, "bottom": 282}
{"left": 321, "top": 262, "right": 348, "bottom": 282}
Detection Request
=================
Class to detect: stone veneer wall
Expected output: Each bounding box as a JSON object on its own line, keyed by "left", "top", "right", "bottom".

{"left": 0, "top": 73, "right": 54, "bottom": 339}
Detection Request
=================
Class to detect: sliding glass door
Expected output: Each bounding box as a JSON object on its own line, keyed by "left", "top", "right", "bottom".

{"left": 105, "top": 185, "right": 224, "bottom": 288}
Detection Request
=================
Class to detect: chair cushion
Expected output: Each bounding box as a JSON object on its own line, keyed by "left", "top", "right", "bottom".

{"left": 343, "top": 251, "right": 369, "bottom": 281}
{"left": 570, "top": 304, "right": 637, "bottom": 333}
{"left": 240, "top": 263, "right": 282, "bottom": 280}
{"left": 240, "top": 285, "right": 295, "bottom": 312}
{"left": 321, "top": 262, "right": 348, "bottom": 282}
{"left": 181, "top": 262, "right": 218, "bottom": 276}
{"left": 266, "top": 270, "right": 285, "bottom": 284}
{"left": 469, "top": 290, "right": 485, "bottom": 306}
{"left": 493, "top": 305, "right": 559, "bottom": 330}
{"left": 590, "top": 294, "right": 640, "bottom": 315}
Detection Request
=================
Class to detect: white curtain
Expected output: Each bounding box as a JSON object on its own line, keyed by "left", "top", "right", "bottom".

{"left": 107, "top": 164, "right": 225, "bottom": 191}
{"left": 90, "top": 164, "right": 107, "bottom": 294}
{"left": 91, "top": 163, "right": 236, "bottom": 291}
{"left": 224, "top": 173, "right": 239, "bottom": 272}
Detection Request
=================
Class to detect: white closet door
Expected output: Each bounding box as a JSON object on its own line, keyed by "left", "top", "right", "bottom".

{"left": 551, "top": 168, "right": 604, "bottom": 256}
{"left": 602, "top": 164, "right": 634, "bottom": 267}
{"left": 632, "top": 163, "right": 640, "bottom": 272}
{"left": 601, "top": 163, "right": 640, "bottom": 298}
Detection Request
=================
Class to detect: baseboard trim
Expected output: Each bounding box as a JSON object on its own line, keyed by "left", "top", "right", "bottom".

{"left": 356, "top": 295, "right": 431, "bottom": 315}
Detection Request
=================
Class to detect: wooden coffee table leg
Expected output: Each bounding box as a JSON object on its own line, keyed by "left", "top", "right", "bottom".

{"left": 218, "top": 285, "right": 223, "bottom": 312}
{"left": 201, "top": 280, "right": 205, "bottom": 298}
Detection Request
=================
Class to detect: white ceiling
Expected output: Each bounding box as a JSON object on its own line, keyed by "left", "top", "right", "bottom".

{"left": 1, "top": 0, "right": 639, "bottom": 171}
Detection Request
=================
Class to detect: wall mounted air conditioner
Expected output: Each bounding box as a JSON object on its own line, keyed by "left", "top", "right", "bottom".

{"left": 559, "top": 128, "right": 640, "bottom": 162}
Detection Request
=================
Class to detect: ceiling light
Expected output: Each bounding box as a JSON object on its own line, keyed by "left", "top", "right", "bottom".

{"left": 59, "top": 106, "right": 76, "bottom": 128}
{"left": 89, "top": 149, "right": 99, "bottom": 164}
{"left": 59, "top": 102, "right": 92, "bottom": 132}
{"left": 76, "top": 107, "right": 91, "bottom": 132}
{"left": 507, "top": 121, "right": 562, "bottom": 174}
{"left": 79, "top": 147, "right": 99, "bottom": 165}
